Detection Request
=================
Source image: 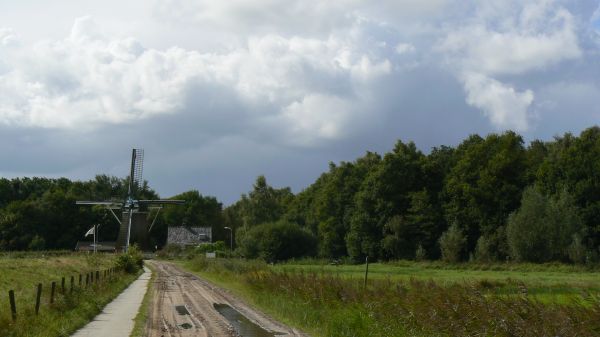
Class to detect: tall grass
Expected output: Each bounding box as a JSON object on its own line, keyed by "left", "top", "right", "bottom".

{"left": 183, "top": 257, "right": 600, "bottom": 337}
{"left": 0, "top": 253, "right": 141, "bottom": 337}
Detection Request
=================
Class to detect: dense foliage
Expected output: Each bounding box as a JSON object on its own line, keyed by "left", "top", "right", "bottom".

{"left": 4, "top": 127, "right": 600, "bottom": 263}
{"left": 224, "top": 127, "right": 600, "bottom": 263}
{"left": 0, "top": 176, "right": 225, "bottom": 251}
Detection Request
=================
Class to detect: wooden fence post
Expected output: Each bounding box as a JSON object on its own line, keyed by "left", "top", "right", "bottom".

{"left": 61, "top": 277, "right": 65, "bottom": 293}
{"left": 90, "top": 271, "right": 93, "bottom": 284}
{"left": 9, "top": 289, "right": 16, "bottom": 321}
{"left": 85, "top": 273, "right": 89, "bottom": 288}
{"left": 79, "top": 274, "right": 82, "bottom": 287}
{"left": 96, "top": 270, "right": 100, "bottom": 283}
{"left": 35, "top": 283, "right": 42, "bottom": 315}
{"left": 70, "top": 276, "right": 74, "bottom": 294}
{"left": 50, "top": 282, "right": 56, "bottom": 304}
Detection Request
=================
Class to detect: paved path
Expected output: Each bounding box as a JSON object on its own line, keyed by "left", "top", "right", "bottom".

{"left": 71, "top": 266, "right": 152, "bottom": 337}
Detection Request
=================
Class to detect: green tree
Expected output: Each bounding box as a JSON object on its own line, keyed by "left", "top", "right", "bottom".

{"left": 443, "top": 132, "right": 528, "bottom": 255}
{"left": 536, "top": 127, "right": 600, "bottom": 248}
{"left": 236, "top": 221, "right": 317, "bottom": 261}
{"left": 507, "top": 187, "right": 583, "bottom": 262}
{"left": 439, "top": 223, "right": 467, "bottom": 263}
{"left": 347, "top": 141, "right": 424, "bottom": 261}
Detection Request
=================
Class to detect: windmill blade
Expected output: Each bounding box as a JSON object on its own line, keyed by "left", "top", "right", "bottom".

{"left": 76, "top": 201, "right": 120, "bottom": 206}
{"left": 127, "top": 149, "right": 144, "bottom": 199}
{"left": 138, "top": 199, "right": 185, "bottom": 205}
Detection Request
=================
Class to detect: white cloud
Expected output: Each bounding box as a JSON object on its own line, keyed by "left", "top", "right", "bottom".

{"left": 0, "top": 16, "right": 393, "bottom": 146}
{"left": 463, "top": 73, "right": 533, "bottom": 132}
{"left": 278, "top": 94, "right": 356, "bottom": 145}
{"left": 395, "top": 43, "right": 416, "bottom": 54}
{"left": 0, "top": 28, "right": 18, "bottom": 46}
{"left": 438, "top": 0, "right": 581, "bottom": 131}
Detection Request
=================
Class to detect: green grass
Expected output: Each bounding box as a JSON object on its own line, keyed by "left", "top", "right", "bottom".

{"left": 275, "top": 260, "right": 600, "bottom": 303}
{"left": 0, "top": 253, "right": 141, "bottom": 337}
{"left": 130, "top": 263, "right": 155, "bottom": 337}
{"left": 177, "top": 257, "right": 600, "bottom": 337}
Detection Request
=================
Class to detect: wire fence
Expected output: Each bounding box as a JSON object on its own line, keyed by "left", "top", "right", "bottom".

{"left": 3, "top": 267, "right": 123, "bottom": 322}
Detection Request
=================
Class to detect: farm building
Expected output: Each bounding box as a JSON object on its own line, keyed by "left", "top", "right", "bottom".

{"left": 167, "top": 226, "right": 212, "bottom": 247}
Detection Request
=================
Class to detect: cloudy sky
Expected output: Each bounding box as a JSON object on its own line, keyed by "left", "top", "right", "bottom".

{"left": 0, "top": 0, "right": 599, "bottom": 204}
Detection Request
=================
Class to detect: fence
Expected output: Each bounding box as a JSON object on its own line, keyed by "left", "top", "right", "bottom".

{"left": 4, "top": 267, "right": 122, "bottom": 322}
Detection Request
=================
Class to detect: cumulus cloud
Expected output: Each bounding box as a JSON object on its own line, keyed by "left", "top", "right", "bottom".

{"left": 0, "top": 28, "right": 18, "bottom": 46}
{"left": 462, "top": 73, "right": 533, "bottom": 132}
{"left": 395, "top": 43, "right": 416, "bottom": 54}
{"left": 0, "top": 16, "right": 394, "bottom": 146}
{"left": 439, "top": 0, "right": 581, "bottom": 131}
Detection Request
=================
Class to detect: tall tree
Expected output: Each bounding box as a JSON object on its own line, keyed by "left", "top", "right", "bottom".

{"left": 443, "top": 132, "right": 528, "bottom": 256}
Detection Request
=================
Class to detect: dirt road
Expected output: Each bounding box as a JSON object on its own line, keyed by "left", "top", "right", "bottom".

{"left": 144, "top": 260, "right": 308, "bottom": 337}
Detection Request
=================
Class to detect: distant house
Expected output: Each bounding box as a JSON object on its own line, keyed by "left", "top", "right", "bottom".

{"left": 167, "top": 227, "right": 212, "bottom": 247}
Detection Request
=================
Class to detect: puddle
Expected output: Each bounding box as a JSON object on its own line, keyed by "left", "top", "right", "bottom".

{"left": 213, "top": 303, "right": 284, "bottom": 337}
{"left": 179, "top": 323, "right": 193, "bottom": 329}
{"left": 175, "top": 305, "right": 190, "bottom": 315}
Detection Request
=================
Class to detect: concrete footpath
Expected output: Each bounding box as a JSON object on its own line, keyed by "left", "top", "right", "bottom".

{"left": 71, "top": 266, "right": 151, "bottom": 337}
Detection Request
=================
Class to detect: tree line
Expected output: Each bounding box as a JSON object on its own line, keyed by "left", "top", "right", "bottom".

{"left": 0, "top": 176, "right": 226, "bottom": 251}
{"left": 2, "top": 127, "right": 600, "bottom": 264}
{"left": 224, "top": 127, "right": 600, "bottom": 263}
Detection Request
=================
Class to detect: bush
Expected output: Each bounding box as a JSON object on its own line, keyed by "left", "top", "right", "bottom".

{"left": 237, "top": 221, "right": 317, "bottom": 262}
{"left": 568, "top": 233, "right": 586, "bottom": 264}
{"left": 415, "top": 244, "right": 427, "bottom": 261}
{"left": 194, "top": 241, "right": 226, "bottom": 254}
{"left": 156, "top": 243, "right": 184, "bottom": 259}
{"left": 474, "top": 235, "right": 494, "bottom": 263}
{"left": 439, "top": 223, "right": 466, "bottom": 263}
{"left": 115, "top": 245, "right": 143, "bottom": 273}
{"left": 507, "top": 187, "right": 583, "bottom": 262}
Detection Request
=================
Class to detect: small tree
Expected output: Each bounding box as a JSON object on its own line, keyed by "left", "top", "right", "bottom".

{"left": 474, "top": 235, "right": 494, "bottom": 263}
{"left": 415, "top": 244, "right": 427, "bottom": 261}
{"left": 439, "top": 223, "right": 466, "bottom": 263}
{"left": 507, "top": 187, "right": 582, "bottom": 262}
{"left": 568, "top": 233, "right": 586, "bottom": 264}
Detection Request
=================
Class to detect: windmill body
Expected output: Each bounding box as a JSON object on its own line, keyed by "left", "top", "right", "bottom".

{"left": 76, "top": 149, "right": 184, "bottom": 252}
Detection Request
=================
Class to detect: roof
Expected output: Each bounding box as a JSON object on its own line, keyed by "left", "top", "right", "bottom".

{"left": 167, "top": 226, "right": 211, "bottom": 245}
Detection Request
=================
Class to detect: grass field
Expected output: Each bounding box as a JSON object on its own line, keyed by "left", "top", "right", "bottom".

{"left": 0, "top": 252, "right": 140, "bottom": 337}
{"left": 275, "top": 260, "right": 600, "bottom": 303}
{"left": 179, "top": 257, "right": 600, "bottom": 337}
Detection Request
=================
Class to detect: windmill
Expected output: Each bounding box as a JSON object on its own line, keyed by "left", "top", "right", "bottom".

{"left": 76, "top": 149, "right": 184, "bottom": 252}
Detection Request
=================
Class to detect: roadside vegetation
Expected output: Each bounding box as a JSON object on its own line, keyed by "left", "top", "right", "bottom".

{"left": 180, "top": 256, "right": 600, "bottom": 337}
{"left": 0, "top": 248, "right": 143, "bottom": 337}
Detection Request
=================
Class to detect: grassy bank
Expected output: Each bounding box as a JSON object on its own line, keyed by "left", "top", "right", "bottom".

{"left": 179, "top": 257, "right": 600, "bottom": 337}
{"left": 0, "top": 253, "right": 141, "bottom": 337}
{"left": 130, "top": 262, "right": 155, "bottom": 337}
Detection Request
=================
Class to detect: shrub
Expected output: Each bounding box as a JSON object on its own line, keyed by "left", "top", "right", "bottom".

{"left": 568, "top": 233, "right": 586, "bottom": 264}
{"left": 156, "top": 244, "right": 184, "bottom": 259}
{"left": 115, "top": 245, "right": 143, "bottom": 273}
{"left": 415, "top": 244, "right": 427, "bottom": 261}
{"left": 237, "top": 221, "right": 317, "bottom": 262}
{"left": 474, "top": 235, "right": 494, "bottom": 263}
{"left": 507, "top": 187, "right": 583, "bottom": 262}
{"left": 439, "top": 223, "right": 466, "bottom": 263}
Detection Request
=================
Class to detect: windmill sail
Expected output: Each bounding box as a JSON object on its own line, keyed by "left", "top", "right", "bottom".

{"left": 76, "top": 148, "right": 184, "bottom": 252}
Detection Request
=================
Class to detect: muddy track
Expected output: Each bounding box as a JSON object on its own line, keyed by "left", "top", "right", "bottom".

{"left": 144, "top": 260, "right": 308, "bottom": 337}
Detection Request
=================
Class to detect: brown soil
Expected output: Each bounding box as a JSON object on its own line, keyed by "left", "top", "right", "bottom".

{"left": 144, "top": 260, "right": 308, "bottom": 337}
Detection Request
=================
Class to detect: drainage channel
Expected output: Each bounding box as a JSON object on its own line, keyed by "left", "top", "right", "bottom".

{"left": 213, "top": 303, "right": 284, "bottom": 337}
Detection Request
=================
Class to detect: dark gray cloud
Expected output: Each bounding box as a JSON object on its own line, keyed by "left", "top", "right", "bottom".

{"left": 0, "top": 0, "right": 599, "bottom": 204}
